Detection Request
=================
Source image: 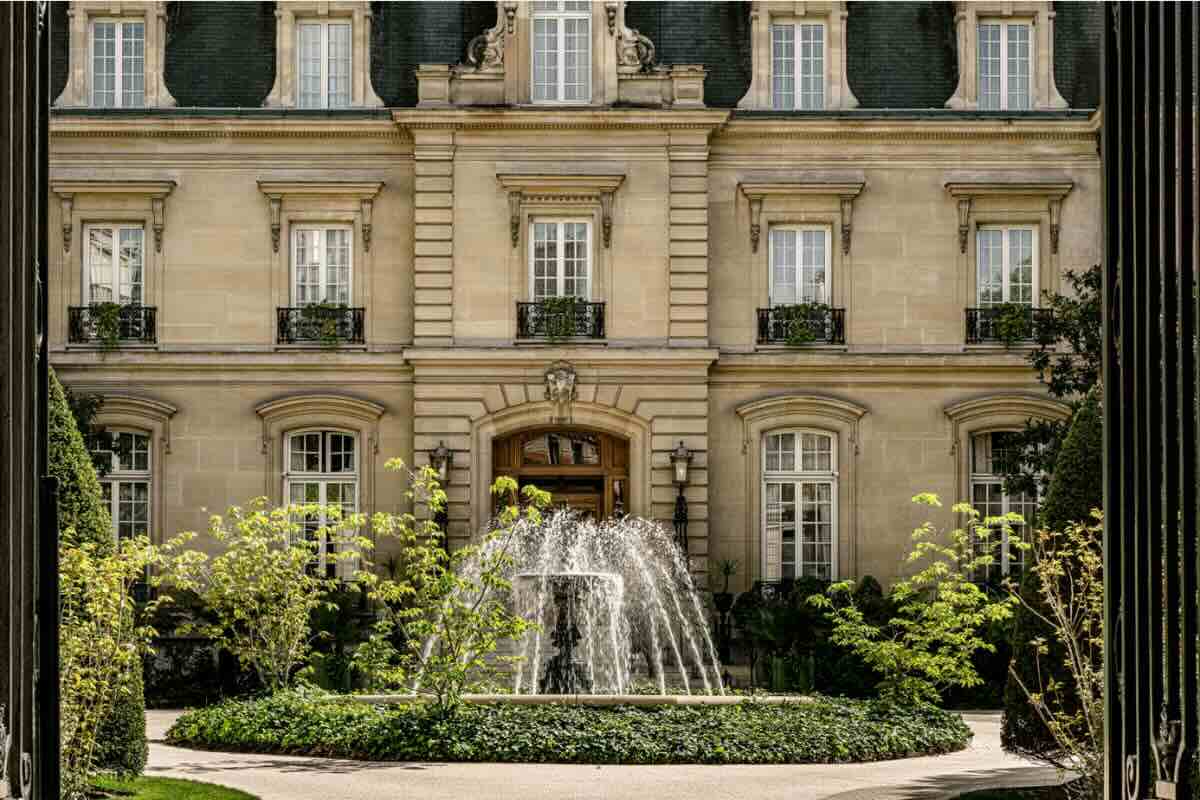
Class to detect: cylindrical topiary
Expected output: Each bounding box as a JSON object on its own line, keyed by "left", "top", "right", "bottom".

{"left": 93, "top": 660, "right": 148, "bottom": 775}
{"left": 1039, "top": 388, "right": 1103, "bottom": 533}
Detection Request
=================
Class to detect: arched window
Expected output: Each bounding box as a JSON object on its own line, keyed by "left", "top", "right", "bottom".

{"left": 969, "top": 430, "right": 1037, "bottom": 581}
{"left": 284, "top": 429, "right": 358, "bottom": 579}
{"left": 91, "top": 429, "right": 152, "bottom": 542}
{"left": 762, "top": 429, "right": 837, "bottom": 581}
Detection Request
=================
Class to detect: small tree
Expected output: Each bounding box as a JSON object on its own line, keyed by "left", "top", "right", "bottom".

{"left": 809, "top": 494, "right": 1017, "bottom": 705}
{"left": 354, "top": 464, "right": 547, "bottom": 715}
{"left": 169, "top": 499, "right": 371, "bottom": 692}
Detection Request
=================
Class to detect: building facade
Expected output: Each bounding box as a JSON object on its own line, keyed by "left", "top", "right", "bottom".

{"left": 47, "top": 0, "right": 1101, "bottom": 593}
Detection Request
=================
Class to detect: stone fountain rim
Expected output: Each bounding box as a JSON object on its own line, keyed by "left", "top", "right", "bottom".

{"left": 322, "top": 693, "right": 814, "bottom": 707}
{"left": 512, "top": 570, "right": 623, "bottom": 582}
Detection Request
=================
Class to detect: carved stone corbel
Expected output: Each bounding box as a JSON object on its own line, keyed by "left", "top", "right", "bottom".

{"left": 361, "top": 197, "right": 374, "bottom": 252}
{"left": 600, "top": 191, "right": 614, "bottom": 248}
{"left": 267, "top": 196, "right": 282, "bottom": 253}
{"left": 748, "top": 196, "right": 763, "bottom": 253}
{"left": 956, "top": 197, "right": 972, "bottom": 254}
{"left": 605, "top": 1, "right": 618, "bottom": 35}
{"left": 59, "top": 194, "right": 74, "bottom": 253}
{"left": 508, "top": 191, "right": 522, "bottom": 248}
{"left": 1048, "top": 197, "right": 1062, "bottom": 254}
{"left": 840, "top": 197, "right": 854, "bottom": 255}
{"left": 151, "top": 196, "right": 165, "bottom": 253}
{"left": 503, "top": 1, "right": 517, "bottom": 35}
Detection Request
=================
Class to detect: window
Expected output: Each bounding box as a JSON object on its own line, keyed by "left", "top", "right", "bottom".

{"left": 85, "top": 225, "right": 144, "bottom": 305}
{"left": 977, "top": 226, "right": 1036, "bottom": 306}
{"left": 92, "top": 431, "right": 151, "bottom": 542}
{"left": 91, "top": 20, "right": 145, "bottom": 108}
{"left": 763, "top": 430, "right": 836, "bottom": 581}
{"left": 532, "top": 0, "right": 591, "bottom": 103}
{"left": 771, "top": 22, "right": 824, "bottom": 110}
{"left": 769, "top": 226, "right": 829, "bottom": 306}
{"left": 292, "top": 227, "right": 352, "bottom": 305}
{"left": 970, "top": 431, "right": 1037, "bottom": 581}
{"left": 285, "top": 430, "right": 358, "bottom": 579}
{"left": 530, "top": 220, "right": 591, "bottom": 300}
{"left": 978, "top": 21, "right": 1032, "bottom": 111}
{"left": 297, "top": 21, "right": 352, "bottom": 108}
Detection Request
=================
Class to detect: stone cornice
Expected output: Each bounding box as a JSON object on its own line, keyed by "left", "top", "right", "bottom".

{"left": 50, "top": 116, "right": 403, "bottom": 139}
{"left": 736, "top": 393, "right": 869, "bottom": 424}
{"left": 392, "top": 108, "right": 732, "bottom": 132}
{"left": 944, "top": 393, "right": 1072, "bottom": 425}
{"left": 722, "top": 112, "right": 1100, "bottom": 143}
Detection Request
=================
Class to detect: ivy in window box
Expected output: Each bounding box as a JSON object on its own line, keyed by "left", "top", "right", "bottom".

{"left": 300, "top": 301, "right": 350, "bottom": 347}
{"left": 90, "top": 301, "right": 124, "bottom": 352}
{"left": 774, "top": 302, "right": 833, "bottom": 347}
{"left": 992, "top": 302, "right": 1035, "bottom": 347}
{"left": 541, "top": 296, "right": 579, "bottom": 342}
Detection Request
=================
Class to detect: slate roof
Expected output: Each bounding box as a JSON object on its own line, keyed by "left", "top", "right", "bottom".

{"left": 48, "top": 1, "right": 1102, "bottom": 112}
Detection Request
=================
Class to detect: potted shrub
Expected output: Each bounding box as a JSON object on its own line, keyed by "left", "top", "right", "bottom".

{"left": 541, "top": 295, "right": 578, "bottom": 342}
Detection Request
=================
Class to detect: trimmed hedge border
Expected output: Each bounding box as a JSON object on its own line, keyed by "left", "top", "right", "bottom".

{"left": 167, "top": 691, "right": 972, "bottom": 765}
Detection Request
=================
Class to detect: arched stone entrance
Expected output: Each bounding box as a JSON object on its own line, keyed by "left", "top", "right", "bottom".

{"left": 492, "top": 427, "right": 630, "bottom": 519}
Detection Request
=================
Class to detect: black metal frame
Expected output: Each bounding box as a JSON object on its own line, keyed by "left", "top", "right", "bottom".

{"left": 276, "top": 306, "right": 366, "bottom": 345}
{"left": 1103, "top": 5, "right": 1198, "bottom": 799}
{"left": 516, "top": 300, "right": 606, "bottom": 340}
{"left": 756, "top": 306, "right": 846, "bottom": 345}
{"left": 964, "top": 306, "right": 1053, "bottom": 344}
{"left": 67, "top": 304, "right": 157, "bottom": 344}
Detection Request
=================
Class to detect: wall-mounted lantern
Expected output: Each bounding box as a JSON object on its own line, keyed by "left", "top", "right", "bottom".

{"left": 430, "top": 440, "right": 453, "bottom": 484}
{"left": 671, "top": 440, "right": 692, "bottom": 554}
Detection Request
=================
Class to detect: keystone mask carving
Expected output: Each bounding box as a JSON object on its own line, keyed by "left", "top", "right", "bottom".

{"left": 544, "top": 360, "right": 578, "bottom": 422}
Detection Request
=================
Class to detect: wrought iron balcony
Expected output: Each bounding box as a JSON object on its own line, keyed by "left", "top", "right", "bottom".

{"left": 756, "top": 306, "right": 846, "bottom": 345}
{"left": 68, "top": 304, "right": 157, "bottom": 345}
{"left": 276, "top": 305, "right": 365, "bottom": 345}
{"left": 516, "top": 300, "right": 606, "bottom": 340}
{"left": 964, "top": 306, "right": 1053, "bottom": 344}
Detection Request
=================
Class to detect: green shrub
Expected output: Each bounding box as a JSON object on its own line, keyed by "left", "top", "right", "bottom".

{"left": 1038, "top": 388, "right": 1102, "bottom": 533}
{"left": 94, "top": 661, "right": 148, "bottom": 775}
{"left": 168, "top": 691, "right": 972, "bottom": 764}
{"left": 48, "top": 370, "right": 112, "bottom": 551}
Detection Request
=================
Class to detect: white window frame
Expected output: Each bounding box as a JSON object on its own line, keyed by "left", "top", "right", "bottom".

{"left": 89, "top": 18, "right": 146, "bottom": 108}
{"left": 284, "top": 429, "right": 359, "bottom": 580}
{"left": 969, "top": 430, "right": 1038, "bottom": 581}
{"left": 296, "top": 19, "right": 353, "bottom": 109}
{"left": 291, "top": 225, "right": 354, "bottom": 306}
{"left": 528, "top": 218, "right": 592, "bottom": 301}
{"left": 530, "top": 0, "right": 592, "bottom": 105}
{"left": 93, "top": 429, "right": 152, "bottom": 544}
{"left": 770, "top": 20, "right": 826, "bottom": 111}
{"left": 768, "top": 224, "right": 831, "bottom": 306}
{"left": 977, "top": 19, "right": 1034, "bottom": 111}
{"left": 761, "top": 429, "right": 838, "bottom": 582}
{"left": 82, "top": 223, "right": 145, "bottom": 306}
{"left": 975, "top": 224, "right": 1038, "bottom": 307}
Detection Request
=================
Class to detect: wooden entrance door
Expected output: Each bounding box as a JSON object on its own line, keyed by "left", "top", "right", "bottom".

{"left": 492, "top": 428, "right": 630, "bottom": 519}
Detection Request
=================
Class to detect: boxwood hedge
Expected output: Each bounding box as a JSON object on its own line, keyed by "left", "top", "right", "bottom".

{"left": 167, "top": 691, "right": 971, "bottom": 765}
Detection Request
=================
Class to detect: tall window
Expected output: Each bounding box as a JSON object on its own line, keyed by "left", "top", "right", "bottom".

{"left": 978, "top": 21, "right": 1032, "bottom": 111}
{"left": 91, "top": 20, "right": 144, "bottom": 107}
{"left": 532, "top": 1, "right": 591, "bottom": 103}
{"left": 771, "top": 22, "right": 824, "bottom": 110}
{"left": 292, "top": 227, "right": 352, "bottom": 305}
{"left": 530, "top": 220, "right": 590, "bottom": 300}
{"left": 297, "top": 21, "right": 352, "bottom": 109}
{"left": 769, "top": 226, "right": 829, "bottom": 305}
{"left": 977, "top": 226, "right": 1036, "bottom": 306}
{"left": 763, "top": 431, "right": 836, "bottom": 581}
{"left": 92, "top": 431, "right": 151, "bottom": 542}
{"left": 970, "top": 431, "right": 1037, "bottom": 581}
{"left": 285, "top": 430, "right": 358, "bottom": 579}
{"left": 85, "top": 225, "right": 144, "bottom": 305}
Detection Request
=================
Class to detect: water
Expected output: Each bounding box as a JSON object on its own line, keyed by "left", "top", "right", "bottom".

{"left": 487, "top": 511, "right": 724, "bottom": 696}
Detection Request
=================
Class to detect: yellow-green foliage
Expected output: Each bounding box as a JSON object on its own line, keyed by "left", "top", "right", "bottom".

{"left": 48, "top": 370, "right": 111, "bottom": 550}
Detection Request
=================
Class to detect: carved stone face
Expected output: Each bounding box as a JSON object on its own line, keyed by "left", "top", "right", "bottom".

{"left": 544, "top": 361, "right": 577, "bottom": 406}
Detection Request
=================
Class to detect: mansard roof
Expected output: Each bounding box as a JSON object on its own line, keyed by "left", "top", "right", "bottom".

{"left": 49, "top": 1, "right": 1103, "bottom": 112}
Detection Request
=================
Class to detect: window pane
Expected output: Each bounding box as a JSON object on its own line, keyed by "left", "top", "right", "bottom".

{"left": 799, "top": 229, "right": 827, "bottom": 303}
{"left": 117, "top": 480, "right": 150, "bottom": 539}
{"left": 88, "top": 227, "right": 115, "bottom": 302}
{"left": 770, "top": 228, "right": 797, "bottom": 305}
{"left": 294, "top": 229, "right": 322, "bottom": 305}
{"left": 771, "top": 24, "right": 795, "bottom": 110}
{"left": 92, "top": 23, "right": 117, "bottom": 107}
{"left": 1008, "top": 228, "right": 1034, "bottom": 305}
{"left": 325, "top": 228, "right": 351, "bottom": 304}
{"left": 290, "top": 432, "right": 323, "bottom": 473}
{"left": 978, "top": 24, "right": 1002, "bottom": 110}
{"left": 327, "top": 24, "right": 351, "bottom": 108}
{"left": 562, "top": 222, "right": 589, "bottom": 298}
{"left": 532, "top": 222, "right": 558, "bottom": 299}
{"left": 119, "top": 228, "right": 144, "bottom": 305}
{"left": 329, "top": 433, "right": 356, "bottom": 473}
{"left": 533, "top": 18, "right": 558, "bottom": 102}
{"left": 115, "top": 432, "right": 150, "bottom": 473}
{"left": 1007, "top": 24, "right": 1031, "bottom": 110}
{"left": 799, "top": 480, "right": 833, "bottom": 580}
{"left": 977, "top": 229, "right": 1004, "bottom": 306}
{"left": 298, "top": 24, "right": 323, "bottom": 108}
{"left": 765, "top": 432, "right": 796, "bottom": 473}
{"left": 121, "top": 22, "right": 145, "bottom": 107}
{"left": 798, "top": 24, "right": 824, "bottom": 110}
{"left": 563, "top": 18, "right": 590, "bottom": 102}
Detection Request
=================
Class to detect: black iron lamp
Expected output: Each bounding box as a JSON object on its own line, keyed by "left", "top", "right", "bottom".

{"left": 429, "top": 441, "right": 452, "bottom": 541}
{"left": 670, "top": 440, "right": 692, "bottom": 554}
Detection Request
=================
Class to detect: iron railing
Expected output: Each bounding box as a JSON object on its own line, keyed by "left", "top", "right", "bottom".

{"left": 1103, "top": 5, "right": 1198, "bottom": 800}
{"left": 756, "top": 306, "right": 846, "bottom": 345}
{"left": 964, "top": 306, "right": 1053, "bottom": 344}
{"left": 516, "top": 300, "right": 605, "bottom": 340}
{"left": 276, "top": 306, "right": 365, "bottom": 345}
{"left": 68, "top": 304, "right": 157, "bottom": 344}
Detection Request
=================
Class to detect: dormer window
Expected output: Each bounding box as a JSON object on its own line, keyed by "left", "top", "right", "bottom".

{"left": 532, "top": 0, "right": 592, "bottom": 104}
{"left": 56, "top": 2, "right": 175, "bottom": 109}
{"left": 91, "top": 19, "right": 145, "bottom": 107}
{"left": 771, "top": 21, "right": 824, "bottom": 111}
{"left": 297, "top": 20, "right": 352, "bottom": 109}
{"left": 978, "top": 21, "right": 1032, "bottom": 111}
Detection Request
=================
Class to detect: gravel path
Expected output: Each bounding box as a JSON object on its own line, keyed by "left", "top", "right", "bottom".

{"left": 146, "top": 709, "right": 1068, "bottom": 800}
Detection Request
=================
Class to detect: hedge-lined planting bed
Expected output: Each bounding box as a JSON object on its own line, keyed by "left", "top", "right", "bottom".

{"left": 167, "top": 691, "right": 972, "bottom": 764}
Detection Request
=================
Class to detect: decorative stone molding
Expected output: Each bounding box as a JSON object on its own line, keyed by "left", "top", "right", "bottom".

{"left": 96, "top": 394, "right": 177, "bottom": 453}
{"left": 497, "top": 167, "right": 625, "bottom": 250}
{"left": 944, "top": 1, "right": 1068, "bottom": 111}
{"left": 416, "top": 64, "right": 454, "bottom": 107}
{"left": 943, "top": 171, "right": 1073, "bottom": 254}
{"left": 55, "top": 1, "right": 176, "bottom": 108}
{"left": 544, "top": 360, "right": 578, "bottom": 423}
{"left": 738, "top": 170, "right": 866, "bottom": 254}
{"left": 263, "top": 0, "right": 384, "bottom": 109}
{"left": 466, "top": 9, "right": 507, "bottom": 71}
{"left": 50, "top": 178, "right": 176, "bottom": 254}
{"left": 256, "top": 179, "right": 384, "bottom": 253}
{"left": 615, "top": 15, "right": 656, "bottom": 72}
{"left": 737, "top": 1, "right": 857, "bottom": 111}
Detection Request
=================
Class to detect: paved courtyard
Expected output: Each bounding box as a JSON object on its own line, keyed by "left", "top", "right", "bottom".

{"left": 146, "top": 709, "right": 1068, "bottom": 800}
